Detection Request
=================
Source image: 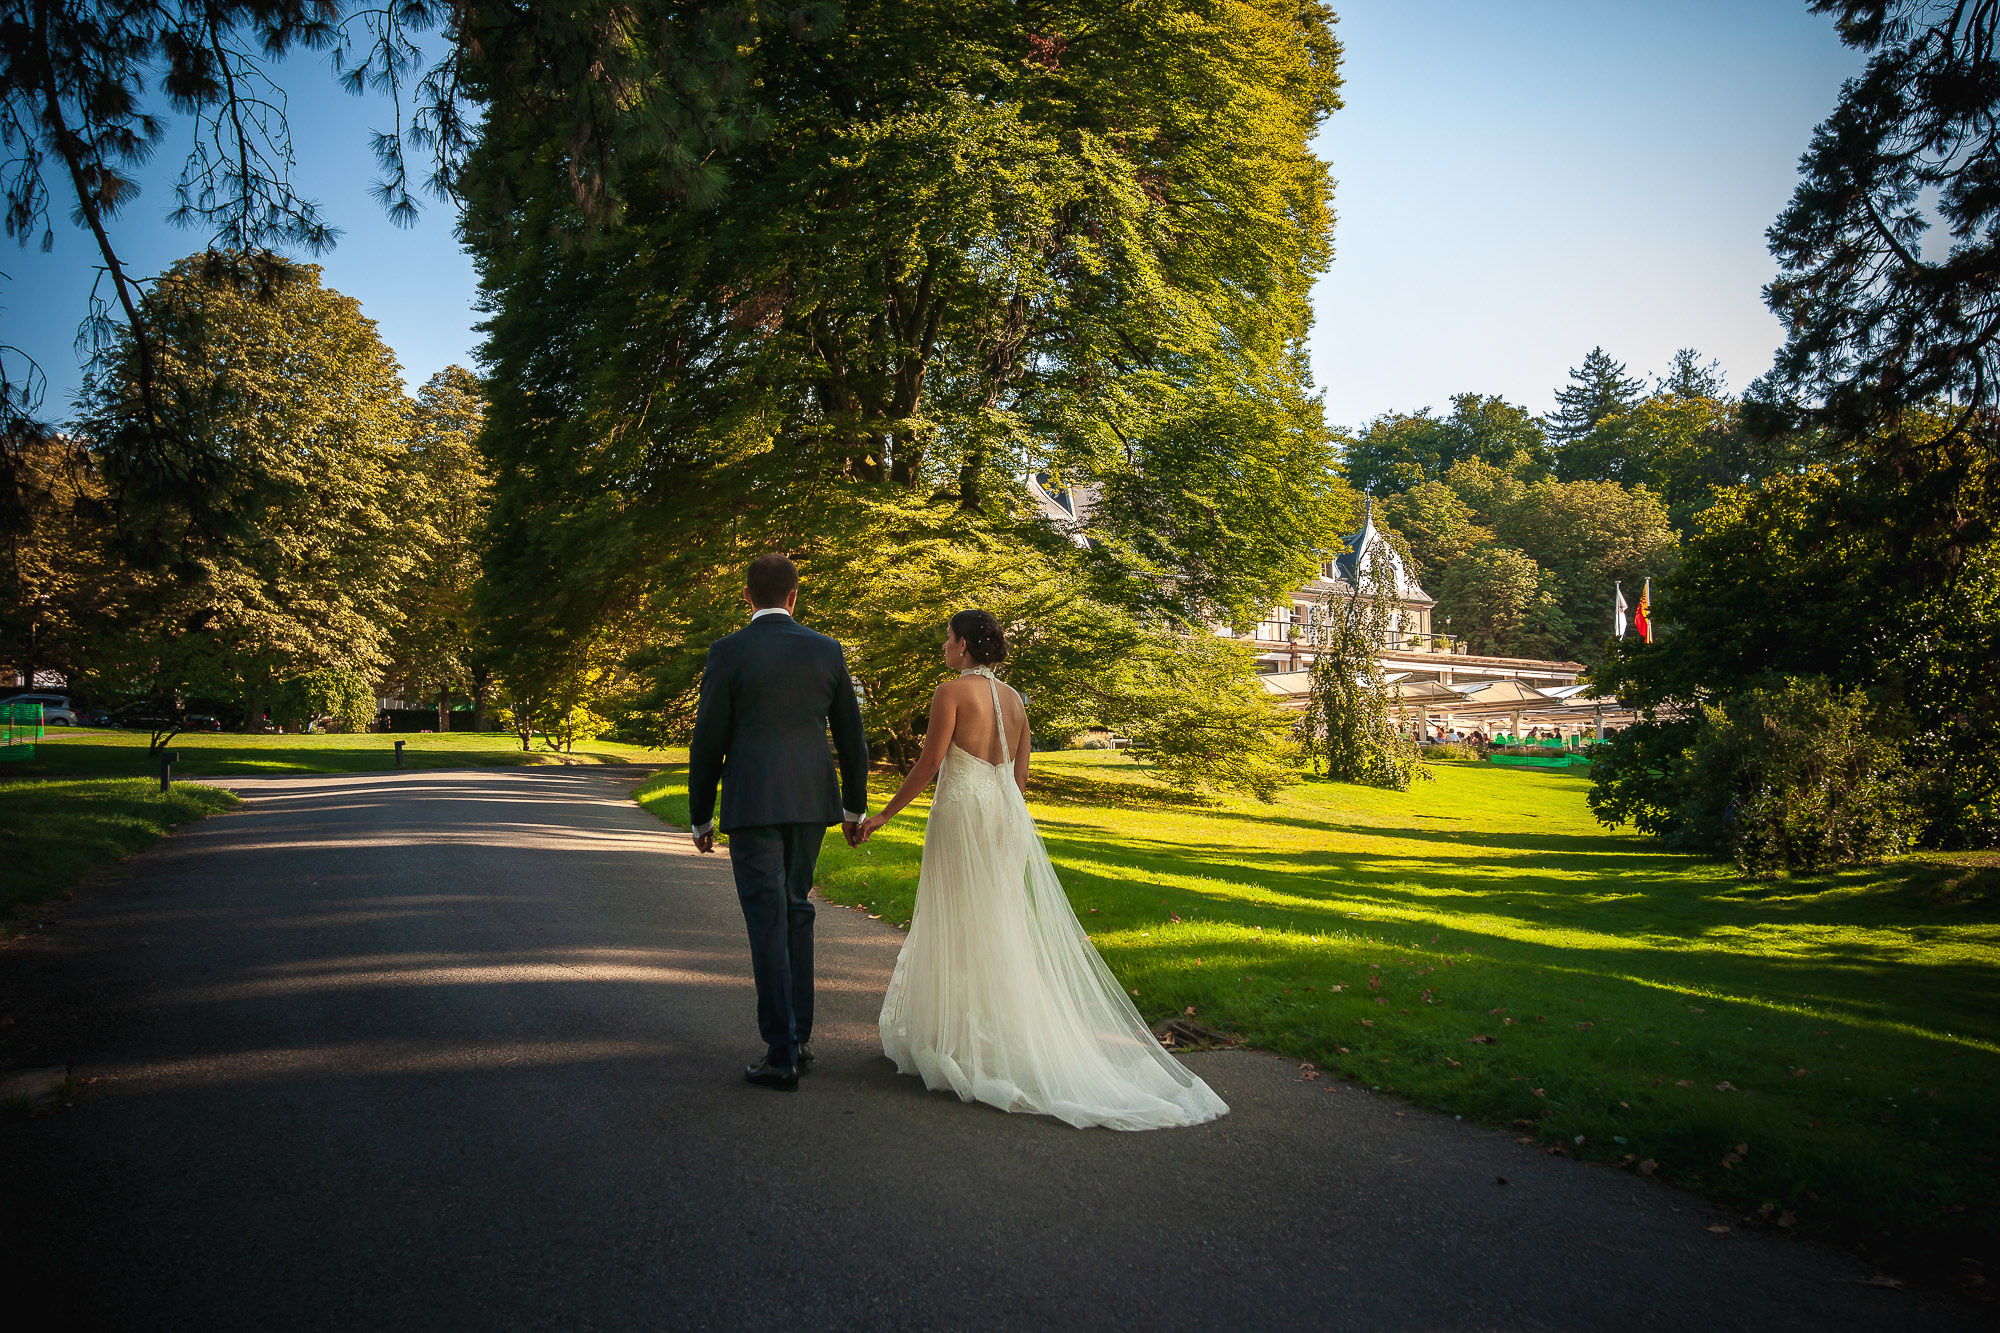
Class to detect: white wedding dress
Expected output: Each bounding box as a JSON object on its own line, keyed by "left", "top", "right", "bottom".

{"left": 878, "top": 668, "right": 1229, "bottom": 1130}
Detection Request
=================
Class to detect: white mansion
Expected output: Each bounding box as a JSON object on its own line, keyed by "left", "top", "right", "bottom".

{"left": 1029, "top": 478, "right": 1630, "bottom": 741}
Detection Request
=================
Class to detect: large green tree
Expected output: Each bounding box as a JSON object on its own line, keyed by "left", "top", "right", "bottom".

{"left": 382, "top": 366, "right": 491, "bottom": 731}
{"left": 1343, "top": 393, "right": 1548, "bottom": 496}
{"left": 1547, "top": 346, "right": 1643, "bottom": 446}
{"left": 1592, "top": 408, "right": 1999, "bottom": 846}
{"left": 1434, "top": 544, "right": 1573, "bottom": 660}
{"left": 77, "top": 256, "right": 416, "bottom": 726}
{"left": 467, "top": 0, "right": 1346, "bottom": 788}
{"left": 1558, "top": 393, "right": 1747, "bottom": 530}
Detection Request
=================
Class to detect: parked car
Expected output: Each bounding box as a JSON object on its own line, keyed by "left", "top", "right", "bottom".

{"left": 0, "top": 692, "right": 79, "bottom": 726}
{"left": 79, "top": 706, "right": 114, "bottom": 727}
{"left": 112, "top": 700, "right": 181, "bottom": 731}
{"left": 183, "top": 713, "right": 224, "bottom": 732}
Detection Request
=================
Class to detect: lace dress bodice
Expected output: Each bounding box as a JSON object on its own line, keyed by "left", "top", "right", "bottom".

{"left": 934, "top": 668, "right": 1013, "bottom": 811}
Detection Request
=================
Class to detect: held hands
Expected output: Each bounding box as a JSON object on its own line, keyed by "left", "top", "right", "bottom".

{"left": 693, "top": 829, "right": 716, "bottom": 855}
{"left": 859, "top": 813, "right": 891, "bottom": 842}
{"left": 841, "top": 820, "right": 863, "bottom": 848}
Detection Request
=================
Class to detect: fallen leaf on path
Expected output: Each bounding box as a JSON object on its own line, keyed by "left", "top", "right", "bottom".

{"left": 1705, "top": 1224, "right": 1731, "bottom": 1235}
{"left": 1861, "top": 1276, "right": 1905, "bottom": 1290}
{"left": 1336, "top": 1047, "right": 1349, "bottom": 1054}
{"left": 1185, "top": 1006, "right": 1196, "bottom": 1016}
{"left": 1776, "top": 1212, "right": 1796, "bottom": 1228}
{"left": 1444, "top": 1058, "right": 1461, "bottom": 1068}
{"left": 1469, "top": 1034, "right": 1496, "bottom": 1044}
{"left": 1638, "top": 1160, "right": 1658, "bottom": 1176}
{"left": 1675, "top": 1079, "right": 1693, "bottom": 1087}
{"left": 1358, "top": 1019, "right": 1374, "bottom": 1027}
{"left": 1531, "top": 1088, "right": 1546, "bottom": 1098}
{"left": 1715, "top": 1081, "right": 1737, "bottom": 1092}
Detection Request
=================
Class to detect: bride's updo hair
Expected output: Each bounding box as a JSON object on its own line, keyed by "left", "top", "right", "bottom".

{"left": 949, "top": 609, "right": 1008, "bottom": 665}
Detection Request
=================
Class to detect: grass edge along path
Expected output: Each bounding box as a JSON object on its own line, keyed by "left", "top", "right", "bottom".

{"left": 0, "top": 778, "right": 240, "bottom": 931}
{"left": 634, "top": 757, "right": 1999, "bottom": 1289}
{"left": 12, "top": 728, "right": 678, "bottom": 779}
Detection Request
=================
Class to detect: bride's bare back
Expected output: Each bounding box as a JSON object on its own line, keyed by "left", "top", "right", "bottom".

{"left": 937, "top": 671, "right": 1029, "bottom": 769}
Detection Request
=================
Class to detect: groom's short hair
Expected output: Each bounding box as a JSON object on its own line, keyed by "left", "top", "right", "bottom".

{"left": 746, "top": 553, "right": 800, "bottom": 608}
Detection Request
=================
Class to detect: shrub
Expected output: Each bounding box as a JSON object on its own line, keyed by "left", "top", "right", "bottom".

{"left": 1420, "top": 742, "right": 1481, "bottom": 761}
{"left": 272, "top": 667, "right": 375, "bottom": 734}
{"left": 1591, "top": 677, "right": 1916, "bottom": 875}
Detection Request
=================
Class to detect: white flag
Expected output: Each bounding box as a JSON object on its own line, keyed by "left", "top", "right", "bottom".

{"left": 1613, "top": 582, "right": 1628, "bottom": 637}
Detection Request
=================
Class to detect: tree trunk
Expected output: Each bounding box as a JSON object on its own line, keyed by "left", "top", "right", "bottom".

{"left": 437, "top": 686, "right": 449, "bottom": 736}
{"left": 470, "top": 665, "right": 491, "bottom": 733}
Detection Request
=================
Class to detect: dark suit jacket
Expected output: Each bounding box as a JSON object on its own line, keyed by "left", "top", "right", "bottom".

{"left": 687, "top": 613, "right": 869, "bottom": 832}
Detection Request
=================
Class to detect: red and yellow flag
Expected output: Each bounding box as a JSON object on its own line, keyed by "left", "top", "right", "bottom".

{"left": 1633, "top": 578, "right": 1652, "bottom": 643}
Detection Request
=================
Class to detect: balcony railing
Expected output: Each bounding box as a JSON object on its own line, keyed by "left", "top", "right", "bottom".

{"left": 1243, "top": 626, "right": 1466, "bottom": 656}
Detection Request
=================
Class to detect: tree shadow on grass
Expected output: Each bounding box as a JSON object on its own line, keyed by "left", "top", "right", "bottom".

{"left": 1034, "top": 824, "right": 2000, "bottom": 1042}
{"left": 1024, "top": 769, "right": 1215, "bottom": 812}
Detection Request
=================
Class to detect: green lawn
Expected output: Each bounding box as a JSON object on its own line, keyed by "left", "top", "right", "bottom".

{"left": 9, "top": 727, "right": 676, "bottom": 778}
{"left": 635, "top": 754, "right": 1999, "bottom": 1275}
{"left": 0, "top": 778, "right": 239, "bottom": 926}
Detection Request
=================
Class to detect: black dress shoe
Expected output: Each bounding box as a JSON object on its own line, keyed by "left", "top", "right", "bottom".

{"left": 744, "top": 1057, "right": 799, "bottom": 1091}
{"left": 796, "top": 1043, "right": 816, "bottom": 1074}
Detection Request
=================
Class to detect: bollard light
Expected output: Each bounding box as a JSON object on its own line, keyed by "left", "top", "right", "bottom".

{"left": 394, "top": 739, "right": 406, "bottom": 769}
{"left": 159, "top": 749, "right": 179, "bottom": 793}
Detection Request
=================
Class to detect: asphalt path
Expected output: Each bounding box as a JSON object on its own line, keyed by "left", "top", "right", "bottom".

{"left": 0, "top": 767, "right": 1975, "bottom": 1329}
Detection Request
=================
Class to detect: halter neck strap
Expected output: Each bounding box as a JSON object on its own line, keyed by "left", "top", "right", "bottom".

{"left": 958, "top": 667, "right": 1008, "bottom": 763}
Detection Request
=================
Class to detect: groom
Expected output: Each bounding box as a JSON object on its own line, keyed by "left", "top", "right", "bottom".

{"left": 688, "top": 553, "right": 870, "bottom": 1091}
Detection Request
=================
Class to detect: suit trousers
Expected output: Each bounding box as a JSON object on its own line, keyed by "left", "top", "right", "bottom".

{"left": 727, "top": 822, "right": 826, "bottom": 1063}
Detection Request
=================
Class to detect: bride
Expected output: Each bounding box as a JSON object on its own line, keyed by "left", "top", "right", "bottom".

{"left": 859, "top": 609, "right": 1228, "bottom": 1131}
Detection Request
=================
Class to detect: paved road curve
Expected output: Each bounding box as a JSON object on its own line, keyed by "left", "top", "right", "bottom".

{"left": 0, "top": 768, "right": 1974, "bottom": 1329}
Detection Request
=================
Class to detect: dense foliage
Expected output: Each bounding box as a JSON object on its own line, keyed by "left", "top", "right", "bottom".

{"left": 72, "top": 257, "right": 415, "bottom": 723}
{"left": 1770, "top": 1, "right": 2000, "bottom": 441}
{"left": 273, "top": 666, "right": 377, "bottom": 734}
{"left": 1591, "top": 409, "right": 1999, "bottom": 849}
{"left": 380, "top": 367, "right": 492, "bottom": 732}
{"left": 1589, "top": 677, "right": 1919, "bottom": 875}
{"left": 466, "top": 0, "right": 1346, "bottom": 793}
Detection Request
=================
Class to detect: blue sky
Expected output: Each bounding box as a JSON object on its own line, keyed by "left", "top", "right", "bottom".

{"left": 7, "top": 2, "right": 1862, "bottom": 429}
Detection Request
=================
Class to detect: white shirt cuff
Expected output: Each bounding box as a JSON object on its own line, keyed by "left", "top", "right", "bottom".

{"left": 843, "top": 810, "right": 865, "bottom": 824}
{"left": 691, "top": 820, "right": 713, "bottom": 837}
